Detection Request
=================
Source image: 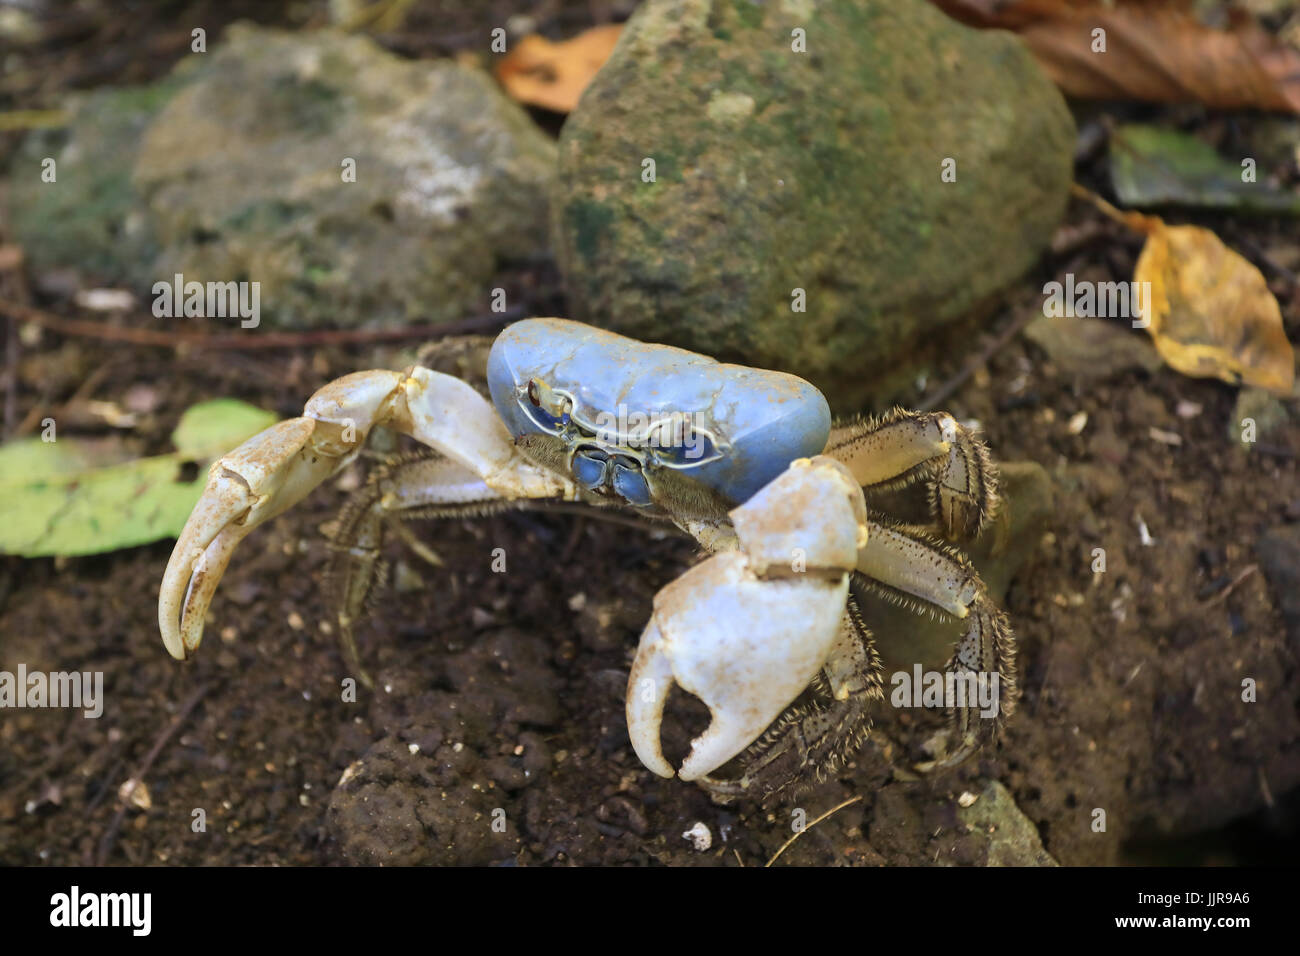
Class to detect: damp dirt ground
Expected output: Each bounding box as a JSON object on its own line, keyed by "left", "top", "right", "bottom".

{"left": 1, "top": 1, "right": 1298, "bottom": 867}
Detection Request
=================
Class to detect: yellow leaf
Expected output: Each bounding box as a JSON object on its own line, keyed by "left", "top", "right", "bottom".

{"left": 1135, "top": 218, "right": 1295, "bottom": 395}
{"left": 495, "top": 25, "right": 623, "bottom": 114}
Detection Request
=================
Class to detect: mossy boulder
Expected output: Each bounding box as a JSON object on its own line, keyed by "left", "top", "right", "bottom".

{"left": 8, "top": 82, "right": 182, "bottom": 286}
{"left": 10, "top": 24, "right": 557, "bottom": 330}
{"left": 554, "top": 0, "right": 1075, "bottom": 409}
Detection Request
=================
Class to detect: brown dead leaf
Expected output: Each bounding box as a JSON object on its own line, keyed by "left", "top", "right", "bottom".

{"left": 1133, "top": 215, "right": 1295, "bottom": 394}
{"left": 495, "top": 24, "right": 623, "bottom": 113}
{"left": 932, "top": 1, "right": 1300, "bottom": 112}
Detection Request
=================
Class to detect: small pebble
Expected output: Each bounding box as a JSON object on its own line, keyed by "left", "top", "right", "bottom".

{"left": 118, "top": 779, "right": 152, "bottom": 812}
{"left": 682, "top": 821, "right": 712, "bottom": 851}
{"left": 1135, "top": 514, "right": 1156, "bottom": 547}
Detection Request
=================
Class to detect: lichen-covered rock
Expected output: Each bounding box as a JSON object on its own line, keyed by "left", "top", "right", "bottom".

{"left": 954, "top": 781, "right": 1058, "bottom": 866}
{"left": 8, "top": 82, "right": 182, "bottom": 286}
{"left": 1024, "top": 313, "right": 1165, "bottom": 381}
{"left": 10, "top": 24, "right": 557, "bottom": 329}
{"left": 553, "top": 0, "right": 1075, "bottom": 409}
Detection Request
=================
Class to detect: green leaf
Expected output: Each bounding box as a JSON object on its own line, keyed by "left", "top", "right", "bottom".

{"left": 0, "top": 399, "right": 278, "bottom": 557}
{"left": 1111, "top": 124, "right": 1300, "bottom": 215}
{"left": 170, "top": 398, "right": 279, "bottom": 459}
{"left": 0, "top": 434, "right": 134, "bottom": 477}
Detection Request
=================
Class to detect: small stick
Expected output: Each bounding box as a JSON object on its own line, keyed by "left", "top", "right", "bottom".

{"left": 1069, "top": 182, "right": 1152, "bottom": 234}
{"left": 94, "top": 682, "right": 211, "bottom": 866}
{"left": 13, "top": 359, "right": 116, "bottom": 438}
{"left": 1232, "top": 234, "right": 1300, "bottom": 287}
{"left": 764, "top": 795, "right": 863, "bottom": 867}
{"left": 1200, "top": 564, "right": 1258, "bottom": 609}
{"left": 1258, "top": 767, "right": 1275, "bottom": 809}
{"left": 917, "top": 307, "right": 1036, "bottom": 412}
{"left": 0, "top": 301, "right": 520, "bottom": 350}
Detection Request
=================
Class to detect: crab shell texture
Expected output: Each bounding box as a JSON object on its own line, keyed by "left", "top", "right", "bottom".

{"left": 486, "top": 318, "right": 832, "bottom": 506}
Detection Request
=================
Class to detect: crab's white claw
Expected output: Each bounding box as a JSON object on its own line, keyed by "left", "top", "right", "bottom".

{"left": 627, "top": 456, "right": 868, "bottom": 782}
{"left": 628, "top": 556, "right": 850, "bottom": 780}
{"left": 159, "top": 371, "right": 410, "bottom": 660}
{"left": 159, "top": 365, "right": 575, "bottom": 663}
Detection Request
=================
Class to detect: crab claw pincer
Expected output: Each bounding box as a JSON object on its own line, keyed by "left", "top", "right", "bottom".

{"left": 626, "top": 456, "right": 868, "bottom": 782}
{"left": 155, "top": 365, "right": 406, "bottom": 662}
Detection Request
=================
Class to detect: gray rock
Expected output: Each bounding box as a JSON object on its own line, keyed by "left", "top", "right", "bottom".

{"left": 955, "top": 780, "right": 1058, "bottom": 866}
{"left": 1024, "top": 313, "right": 1164, "bottom": 380}
{"left": 1231, "top": 386, "right": 1290, "bottom": 445}
{"left": 553, "top": 0, "right": 1075, "bottom": 410}
{"left": 10, "top": 24, "right": 557, "bottom": 330}
{"left": 9, "top": 82, "right": 183, "bottom": 286}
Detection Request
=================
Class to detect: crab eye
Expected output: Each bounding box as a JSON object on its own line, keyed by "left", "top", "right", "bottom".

{"left": 527, "top": 381, "right": 541, "bottom": 406}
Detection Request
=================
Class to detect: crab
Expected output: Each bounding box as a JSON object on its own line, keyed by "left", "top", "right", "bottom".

{"left": 158, "top": 318, "right": 1016, "bottom": 799}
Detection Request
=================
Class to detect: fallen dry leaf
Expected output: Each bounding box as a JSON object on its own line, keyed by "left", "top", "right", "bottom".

{"left": 932, "top": 1, "right": 1300, "bottom": 113}
{"left": 1133, "top": 214, "right": 1295, "bottom": 394}
{"left": 495, "top": 24, "right": 623, "bottom": 113}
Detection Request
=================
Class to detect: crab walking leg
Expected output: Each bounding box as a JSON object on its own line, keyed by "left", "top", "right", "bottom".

{"left": 159, "top": 367, "right": 573, "bottom": 660}
{"left": 327, "top": 455, "right": 529, "bottom": 684}
{"left": 627, "top": 456, "right": 869, "bottom": 782}
{"left": 855, "top": 516, "right": 1018, "bottom": 766}
{"left": 826, "top": 409, "right": 997, "bottom": 539}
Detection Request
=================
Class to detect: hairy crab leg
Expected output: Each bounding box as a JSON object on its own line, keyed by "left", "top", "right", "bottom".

{"left": 327, "top": 455, "right": 531, "bottom": 686}
{"left": 159, "top": 367, "right": 574, "bottom": 660}
{"left": 330, "top": 451, "right": 680, "bottom": 686}
{"left": 854, "top": 515, "right": 1018, "bottom": 769}
{"left": 827, "top": 409, "right": 997, "bottom": 540}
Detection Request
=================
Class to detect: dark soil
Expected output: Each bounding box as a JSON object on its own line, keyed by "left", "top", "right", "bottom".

{"left": 1, "top": 1, "right": 1298, "bottom": 866}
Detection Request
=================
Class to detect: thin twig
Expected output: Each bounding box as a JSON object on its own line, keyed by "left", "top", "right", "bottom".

{"left": 917, "top": 308, "right": 1037, "bottom": 412}
{"left": 919, "top": 178, "right": 1159, "bottom": 417}
{"left": 1069, "top": 181, "right": 1148, "bottom": 233}
{"left": 95, "top": 682, "right": 211, "bottom": 866}
{"left": 764, "top": 795, "right": 863, "bottom": 867}
{"left": 1200, "top": 564, "right": 1258, "bottom": 609}
{"left": 1258, "top": 766, "right": 1275, "bottom": 809}
{"left": 0, "top": 301, "right": 520, "bottom": 350}
{"left": 14, "top": 358, "right": 117, "bottom": 438}
{"left": 1233, "top": 234, "right": 1300, "bottom": 288}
